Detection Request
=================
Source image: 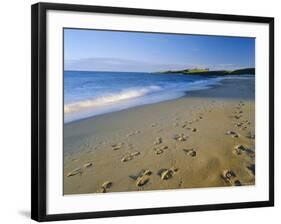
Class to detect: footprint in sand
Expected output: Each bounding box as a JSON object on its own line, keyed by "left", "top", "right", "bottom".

{"left": 233, "top": 115, "right": 243, "bottom": 120}
{"left": 154, "top": 137, "right": 162, "bottom": 145}
{"left": 234, "top": 119, "right": 251, "bottom": 130}
{"left": 226, "top": 130, "right": 239, "bottom": 138}
{"left": 182, "top": 125, "right": 197, "bottom": 132}
{"left": 173, "top": 133, "right": 187, "bottom": 141}
{"left": 153, "top": 145, "right": 168, "bottom": 155}
{"left": 234, "top": 122, "right": 243, "bottom": 128}
{"left": 102, "top": 181, "right": 112, "bottom": 188}
{"left": 246, "top": 164, "right": 255, "bottom": 176}
{"left": 130, "top": 169, "right": 153, "bottom": 187}
{"left": 233, "top": 144, "right": 255, "bottom": 159}
{"left": 158, "top": 167, "right": 178, "bottom": 180}
{"left": 83, "top": 162, "right": 93, "bottom": 168}
{"left": 130, "top": 169, "right": 152, "bottom": 180}
{"left": 243, "top": 120, "right": 251, "bottom": 125}
{"left": 121, "top": 151, "right": 141, "bottom": 162}
{"left": 67, "top": 162, "right": 94, "bottom": 177}
{"left": 66, "top": 168, "right": 83, "bottom": 177}
{"left": 181, "top": 124, "right": 187, "bottom": 128}
{"left": 183, "top": 148, "right": 197, "bottom": 157}
{"left": 97, "top": 181, "right": 113, "bottom": 193}
{"left": 126, "top": 130, "right": 141, "bottom": 138}
{"left": 136, "top": 175, "right": 150, "bottom": 187}
{"left": 233, "top": 144, "right": 246, "bottom": 155}
{"left": 221, "top": 170, "right": 242, "bottom": 186}
{"left": 111, "top": 143, "right": 123, "bottom": 150}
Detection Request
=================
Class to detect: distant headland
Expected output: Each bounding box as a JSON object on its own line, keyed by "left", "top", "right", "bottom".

{"left": 157, "top": 67, "right": 255, "bottom": 76}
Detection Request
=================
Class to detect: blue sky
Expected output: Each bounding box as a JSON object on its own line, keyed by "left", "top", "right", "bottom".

{"left": 64, "top": 28, "right": 255, "bottom": 72}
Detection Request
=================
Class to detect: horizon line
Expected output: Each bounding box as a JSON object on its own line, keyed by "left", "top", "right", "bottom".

{"left": 64, "top": 66, "right": 255, "bottom": 73}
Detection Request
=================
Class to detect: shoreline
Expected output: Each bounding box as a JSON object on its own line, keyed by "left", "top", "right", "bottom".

{"left": 64, "top": 78, "right": 255, "bottom": 194}
{"left": 64, "top": 77, "right": 254, "bottom": 126}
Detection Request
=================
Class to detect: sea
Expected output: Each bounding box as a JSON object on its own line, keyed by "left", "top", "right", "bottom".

{"left": 64, "top": 70, "right": 253, "bottom": 123}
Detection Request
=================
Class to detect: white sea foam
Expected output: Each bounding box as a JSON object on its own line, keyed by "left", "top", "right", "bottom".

{"left": 221, "top": 75, "right": 255, "bottom": 80}
{"left": 64, "top": 85, "right": 162, "bottom": 114}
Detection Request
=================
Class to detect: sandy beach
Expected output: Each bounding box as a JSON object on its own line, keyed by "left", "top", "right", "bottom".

{"left": 63, "top": 78, "right": 255, "bottom": 195}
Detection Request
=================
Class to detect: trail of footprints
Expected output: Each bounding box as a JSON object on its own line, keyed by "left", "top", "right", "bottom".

{"left": 67, "top": 104, "right": 254, "bottom": 191}
{"left": 67, "top": 113, "right": 202, "bottom": 191}
{"left": 221, "top": 101, "right": 255, "bottom": 186}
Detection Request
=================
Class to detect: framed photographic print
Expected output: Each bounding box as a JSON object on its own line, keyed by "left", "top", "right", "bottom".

{"left": 31, "top": 2, "right": 274, "bottom": 222}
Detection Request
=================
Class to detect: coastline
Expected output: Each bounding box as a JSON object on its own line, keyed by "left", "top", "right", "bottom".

{"left": 64, "top": 76, "right": 254, "bottom": 125}
{"left": 64, "top": 78, "right": 255, "bottom": 194}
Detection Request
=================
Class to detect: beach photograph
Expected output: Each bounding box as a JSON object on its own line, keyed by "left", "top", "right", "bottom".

{"left": 63, "top": 29, "right": 255, "bottom": 195}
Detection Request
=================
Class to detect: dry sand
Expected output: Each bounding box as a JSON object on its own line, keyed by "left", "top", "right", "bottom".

{"left": 63, "top": 78, "right": 255, "bottom": 195}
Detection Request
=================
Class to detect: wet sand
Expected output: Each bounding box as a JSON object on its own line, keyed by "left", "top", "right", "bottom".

{"left": 63, "top": 78, "right": 255, "bottom": 195}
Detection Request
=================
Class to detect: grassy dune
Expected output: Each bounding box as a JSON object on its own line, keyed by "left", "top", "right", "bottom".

{"left": 158, "top": 68, "right": 255, "bottom": 76}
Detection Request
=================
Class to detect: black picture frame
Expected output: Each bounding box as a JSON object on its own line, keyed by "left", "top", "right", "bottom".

{"left": 31, "top": 2, "right": 274, "bottom": 222}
